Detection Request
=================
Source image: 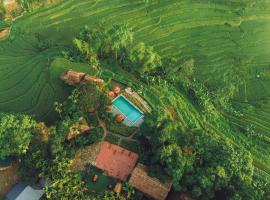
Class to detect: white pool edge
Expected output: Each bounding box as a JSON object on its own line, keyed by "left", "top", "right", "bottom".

{"left": 112, "top": 95, "right": 144, "bottom": 125}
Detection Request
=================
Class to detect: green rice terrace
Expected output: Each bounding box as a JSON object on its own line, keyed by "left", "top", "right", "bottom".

{"left": 0, "top": 0, "right": 270, "bottom": 200}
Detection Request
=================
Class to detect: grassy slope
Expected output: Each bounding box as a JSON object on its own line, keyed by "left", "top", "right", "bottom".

{"left": 0, "top": 0, "right": 269, "bottom": 172}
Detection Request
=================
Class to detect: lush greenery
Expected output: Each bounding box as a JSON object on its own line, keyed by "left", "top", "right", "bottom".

{"left": 104, "top": 113, "right": 137, "bottom": 137}
{"left": 1, "top": 0, "right": 270, "bottom": 199}
{"left": 77, "top": 83, "right": 110, "bottom": 113}
{"left": 0, "top": 3, "right": 6, "bottom": 20}
{"left": 0, "top": 113, "right": 36, "bottom": 158}
{"left": 139, "top": 113, "right": 267, "bottom": 200}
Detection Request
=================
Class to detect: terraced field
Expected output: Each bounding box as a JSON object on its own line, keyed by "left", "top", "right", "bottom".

{"left": 0, "top": 0, "right": 269, "bottom": 173}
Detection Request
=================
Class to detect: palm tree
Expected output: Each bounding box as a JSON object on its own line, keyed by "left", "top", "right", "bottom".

{"left": 108, "top": 24, "right": 134, "bottom": 60}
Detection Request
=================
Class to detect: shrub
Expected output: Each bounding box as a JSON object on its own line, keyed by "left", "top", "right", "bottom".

{"left": 105, "top": 115, "right": 137, "bottom": 137}
{"left": 73, "top": 127, "right": 104, "bottom": 148}
{"left": 120, "top": 140, "right": 139, "bottom": 153}
{"left": 77, "top": 83, "right": 110, "bottom": 113}
{"left": 105, "top": 134, "right": 120, "bottom": 145}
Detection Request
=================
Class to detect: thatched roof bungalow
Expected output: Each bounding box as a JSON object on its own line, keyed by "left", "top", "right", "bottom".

{"left": 129, "top": 163, "right": 172, "bottom": 200}
{"left": 61, "top": 70, "right": 85, "bottom": 85}
{"left": 61, "top": 70, "right": 104, "bottom": 85}
{"left": 84, "top": 75, "right": 104, "bottom": 84}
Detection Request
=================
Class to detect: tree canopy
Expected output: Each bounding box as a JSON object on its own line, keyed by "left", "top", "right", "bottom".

{"left": 0, "top": 3, "right": 6, "bottom": 20}
{"left": 77, "top": 83, "right": 110, "bottom": 113}
{"left": 127, "top": 42, "right": 161, "bottom": 74}
{"left": 0, "top": 113, "right": 36, "bottom": 158}
{"left": 140, "top": 112, "right": 255, "bottom": 200}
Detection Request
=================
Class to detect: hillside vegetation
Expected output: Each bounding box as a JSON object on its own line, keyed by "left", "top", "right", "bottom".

{"left": 0, "top": 0, "right": 269, "bottom": 190}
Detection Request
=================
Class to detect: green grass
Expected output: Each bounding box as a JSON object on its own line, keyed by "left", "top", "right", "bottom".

{"left": 0, "top": 0, "right": 270, "bottom": 175}
{"left": 104, "top": 134, "right": 120, "bottom": 145}
{"left": 106, "top": 119, "right": 137, "bottom": 137}
{"left": 120, "top": 139, "right": 139, "bottom": 153}
{"left": 84, "top": 166, "right": 116, "bottom": 193}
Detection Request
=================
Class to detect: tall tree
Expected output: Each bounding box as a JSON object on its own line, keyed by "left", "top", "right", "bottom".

{"left": 127, "top": 42, "right": 161, "bottom": 74}
{"left": 108, "top": 23, "right": 134, "bottom": 60}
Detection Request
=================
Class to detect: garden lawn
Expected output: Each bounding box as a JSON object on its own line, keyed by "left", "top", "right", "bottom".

{"left": 120, "top": 139, "right": 139, "bottom": 154}
{"left": 104, "top": 134, "right": 120, "bottom": 145}
{"left": 85, "top": 166, "right": 117, "bottom": 193}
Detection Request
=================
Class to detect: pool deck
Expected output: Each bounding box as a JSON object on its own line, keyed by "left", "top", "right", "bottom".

{"left": 111, "top": 95, "right": 144, "bottom": 127}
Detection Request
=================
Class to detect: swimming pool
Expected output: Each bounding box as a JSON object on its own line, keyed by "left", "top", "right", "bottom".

{"left": 112, "top": 95, "right": 143, "bottom": 124}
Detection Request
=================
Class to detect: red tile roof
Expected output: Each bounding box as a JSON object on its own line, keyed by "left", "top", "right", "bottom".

{"left": 95, "top": 142, "right": 139, "bottom": 181}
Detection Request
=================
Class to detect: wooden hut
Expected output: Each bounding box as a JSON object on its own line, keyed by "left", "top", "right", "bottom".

{"left": 61, "top": 70, "right": 104, "bottom": 85}
{"left": 129, "top": 163, "right": 172, "bottom": 200}
{"left": 84, "top": 75, "right": 104, "bottom": 84}
{"left": 61, "top": 70, "right": 86, "bottom": 85}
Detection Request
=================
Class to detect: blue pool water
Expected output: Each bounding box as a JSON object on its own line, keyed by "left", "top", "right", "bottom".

{"left": 112, "top": 96, "right": 143, "bottom": 123}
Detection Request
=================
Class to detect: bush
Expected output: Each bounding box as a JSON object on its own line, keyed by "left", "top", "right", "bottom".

{"left": 105, "top": 134, "right": 120, "bottom": 145}
{"left": 106, "top": 116, "right": 137, "bottom": 137}
{"left": 77, "top": 83, "right": 110, "bottom": 113}
{"left": 19, "top": 140, "right": 50, "bottom": 185}
{"left": 120, "top": 140, "right": 139, "bottom": 153}
{"left": 87, "top": 113, "right": 99, "bottom": 127}
{"left": 73, "top": 127, "right": 104, "bottom": 148}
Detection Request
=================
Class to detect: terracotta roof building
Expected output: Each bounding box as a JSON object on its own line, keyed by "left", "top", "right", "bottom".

{"left": 129, "top": 163, "right": 172, "bottom": 200}
{"left": 95, "top": 142, "right": 139, "bottom": 181}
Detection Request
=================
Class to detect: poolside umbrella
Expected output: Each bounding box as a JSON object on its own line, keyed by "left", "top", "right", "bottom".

{"left": 108, "top": 91, "right": 116, "bottom": 99}
{"left": 113, "top": 86, "right": 121, "bottom": 94}
{"left": 116, "top": 114, "right": 125, "bottom": 122}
